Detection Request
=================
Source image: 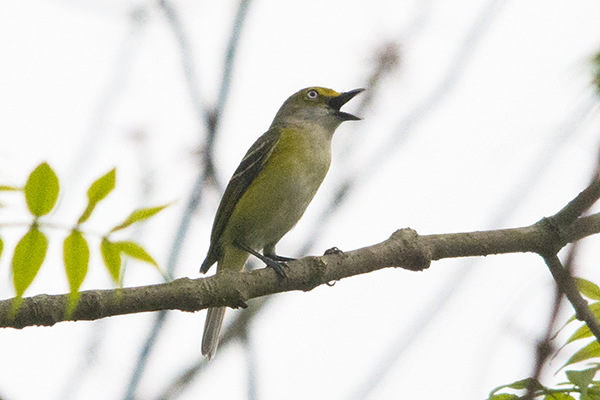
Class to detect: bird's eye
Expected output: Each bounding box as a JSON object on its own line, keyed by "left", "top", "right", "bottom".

{"left": 306, "top": 89, "right": 319, "bottom": 100}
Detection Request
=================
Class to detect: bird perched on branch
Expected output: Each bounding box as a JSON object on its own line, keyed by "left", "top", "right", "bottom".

{"left": 200, "top": 86, "right": 364, "bottom": 359}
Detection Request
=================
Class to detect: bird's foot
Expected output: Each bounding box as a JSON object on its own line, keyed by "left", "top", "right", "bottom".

{"left": 324, "top": 247, "right": 344, "bottom": 256}
{"left": 234, "top": 240, "right": 288, "bottom": 278}
{"left": 266, "top": 254, "right": 296, "bottom": 262}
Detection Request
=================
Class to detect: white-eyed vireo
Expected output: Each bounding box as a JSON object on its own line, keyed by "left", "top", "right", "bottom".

{"left": 200, "top": 86, "right": 364, "bottom": 359}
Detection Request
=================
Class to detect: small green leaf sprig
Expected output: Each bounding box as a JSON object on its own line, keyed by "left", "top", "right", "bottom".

{"left": 487, "top": 279, "right": 600, "bottom": 400}
{"left": 0, "top": 163, "right": 169, "bottom": 315}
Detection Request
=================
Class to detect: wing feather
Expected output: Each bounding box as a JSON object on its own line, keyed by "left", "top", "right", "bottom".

{"left": 200, "top": 129, "right": 281, "bottom": 273}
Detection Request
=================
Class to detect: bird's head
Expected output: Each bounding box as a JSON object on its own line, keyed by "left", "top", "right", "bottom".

{"left": 272, "top": 87, "right": 364, "bottom": 131}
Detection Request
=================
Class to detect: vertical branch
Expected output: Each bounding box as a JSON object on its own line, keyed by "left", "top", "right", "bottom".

{"left": 215, "top": 0, "right": 251, "bottom": 120}
{"left": 298, "top": 42, "right": 401, "bottom": 256}
{"left": 150, "top": 41, "right": 402, "bottom": 400}
{"left": 203, "top": 0, "right": 251, "bottom": 189}
{"left": 66, "top": 6, "right": 150, "bottom": 185}
{"left": 60, "top": 8, "right": 150, "bottom": 400}
{"left": 543, "top": 254, "right": 600, "bottom": 340}
{"left": 152, "top": 297, "right": 268, "bottom": 400}
{"left": 241, "top": 327, "right": 259, "bottom": 400}
{"left": 153, "top": 1, "right": 511, "bottom": 397}
{"left": 157, "top": 0, "right": 209, "bottom": 131}
{"left": 522, "top": 257, "right": 563, "bottom": 400}
{"left": 123, "top": 1, "right": 252, "bottom": 399}
{"left": 346, "top": 2, "right": 534, "bottom": 399}
{"left": 356, "top": 0, "right": 509, "bottom": 184}
{"left": 302, "top": 0, "right": 510, "bottom": 258}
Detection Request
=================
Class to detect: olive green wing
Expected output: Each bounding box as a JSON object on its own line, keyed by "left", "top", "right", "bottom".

{"left": 200, "top": 129, "right": 281, "bottom": 273}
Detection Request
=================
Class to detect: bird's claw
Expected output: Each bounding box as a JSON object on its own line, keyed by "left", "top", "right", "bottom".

{"left": 264, "top": 258, "right": 287, "bottom": 278}
{"left": 324, "top": 247, "right": 344, "bottom": 256}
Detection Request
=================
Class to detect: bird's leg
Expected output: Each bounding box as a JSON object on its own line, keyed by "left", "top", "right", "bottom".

{"left": 266, "top": 254, "right": 296, "bottom": 262}
{"left": 263, "top": 244, "right": 296, "bottom": 262}
{"left": 234, "top": 240, "right": 287, "bottom": 278}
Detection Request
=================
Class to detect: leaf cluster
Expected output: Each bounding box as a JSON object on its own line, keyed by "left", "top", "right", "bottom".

{"left": 487, "top": 279, "right": 600, "bottom": 400}
{"left": 0, "top": 163, "right": 168, "bottom": 315}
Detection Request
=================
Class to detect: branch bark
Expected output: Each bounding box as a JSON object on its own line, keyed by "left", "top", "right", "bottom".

{"left": 2, "top": 212, "right": 600, "bottom": 329}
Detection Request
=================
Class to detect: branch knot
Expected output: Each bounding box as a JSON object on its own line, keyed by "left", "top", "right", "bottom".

{"left": 537, "top": 217, "right": 568, "bottom": 256}
{"left": 389, "top": 228, "right": 431, "bottom": 271}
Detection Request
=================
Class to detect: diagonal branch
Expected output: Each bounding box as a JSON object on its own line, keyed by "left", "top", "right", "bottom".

{"left": 551, "top": 178, "right": 600, "bottom": 227}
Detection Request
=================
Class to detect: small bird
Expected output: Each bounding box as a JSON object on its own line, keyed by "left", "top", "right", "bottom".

{"left": 200, "top": 86, "right": 364, "bottom": 359}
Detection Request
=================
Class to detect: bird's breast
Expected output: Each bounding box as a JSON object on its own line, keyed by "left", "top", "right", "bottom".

{"left": 224, "top": 125, "right": 333, "bottom": 248}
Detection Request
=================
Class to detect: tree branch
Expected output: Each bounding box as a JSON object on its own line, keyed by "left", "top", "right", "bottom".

{"left": 551, "top": 178, "right": 600, "bottom": 227}
{"left": 3, "top": 211, "right": 600, "bottom": 329}
{"left": 543, "top": 254, "right": 600, "bottom": 340}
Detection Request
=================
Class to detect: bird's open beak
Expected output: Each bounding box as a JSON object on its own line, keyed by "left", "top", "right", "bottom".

{"left": 328, "top": 88, "right": 365, "bottom": 121}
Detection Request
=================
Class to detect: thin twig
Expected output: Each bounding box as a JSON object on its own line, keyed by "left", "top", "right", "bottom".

{"left": 298, "top": 41, "right": 401, "bottom": 256}
{"left": 152, "top": 297, "right": 267, "bottom": 400}
{"left": 123, "top": 1, "right": 252, "bottom": 398}
{"left": 552, "top": 178, "right": 600, "bottom": 228}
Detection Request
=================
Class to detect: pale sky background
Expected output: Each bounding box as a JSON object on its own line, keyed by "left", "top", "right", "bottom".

{"left": 2, "top": 1, "right": 600, "bottom": 399}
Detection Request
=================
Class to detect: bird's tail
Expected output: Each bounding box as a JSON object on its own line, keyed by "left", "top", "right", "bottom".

{"left": 201, "top": 306, "right": 226, "bottom": 360}
{"left": 201, "top": 247, "right": 249, "bottom": 359}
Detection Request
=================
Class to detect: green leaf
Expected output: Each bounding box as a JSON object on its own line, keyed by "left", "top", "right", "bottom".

{"left": 576, "top": 278, "right": 600, "bottom": 300}
{"left": 0, "top": 236, "right": 3, "bottom": 262}
{"left": 101, "top": 238, "right": 121, "bottom": 285}
{"left": 12, "top": 226, "right": 48, "bottom": 298}
{"left": 110, "top": 204, "right": 170, "bottom": 232}
{"left": 63, "top": 230, "right": 89, "bottom": 303}
{"left": 87, "top": 168, "right": 116, "bottom": 202}
{"left": 0, "top": 185, "right": 20, "bottom": 191}
{"left": 25, "top": 162, "right": 59, "bottom": 217}
{"left": 566, "top": 323, "right": 593, "bottom": 344}
{"left": 545, "top": 393, "right": 576, "bottom": 400}
{"left": 561, "top": 341, "right": 600, "bottom": 370}
{"left": 114, "top": 241, "right": 158, "bottom": 268}
{"left": 587, "top": 386, "right": 600, "bottom": 400}
{"left": 489, "top": 394, "right": 520, "bottom": 400}
{"left": 489, "top": 378, "right": 543, "bottom": 396}
{"left": 589, "top": 302, "right": 600, "bottom": 320}
{"left": 564, "top": 302, "right": 600, "bottom": 326}
{"left": 566, "top": 367, "right": 599, "bottom": 396}
{"left": 78, "top": 168, "right": 116, "bottom": 224}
